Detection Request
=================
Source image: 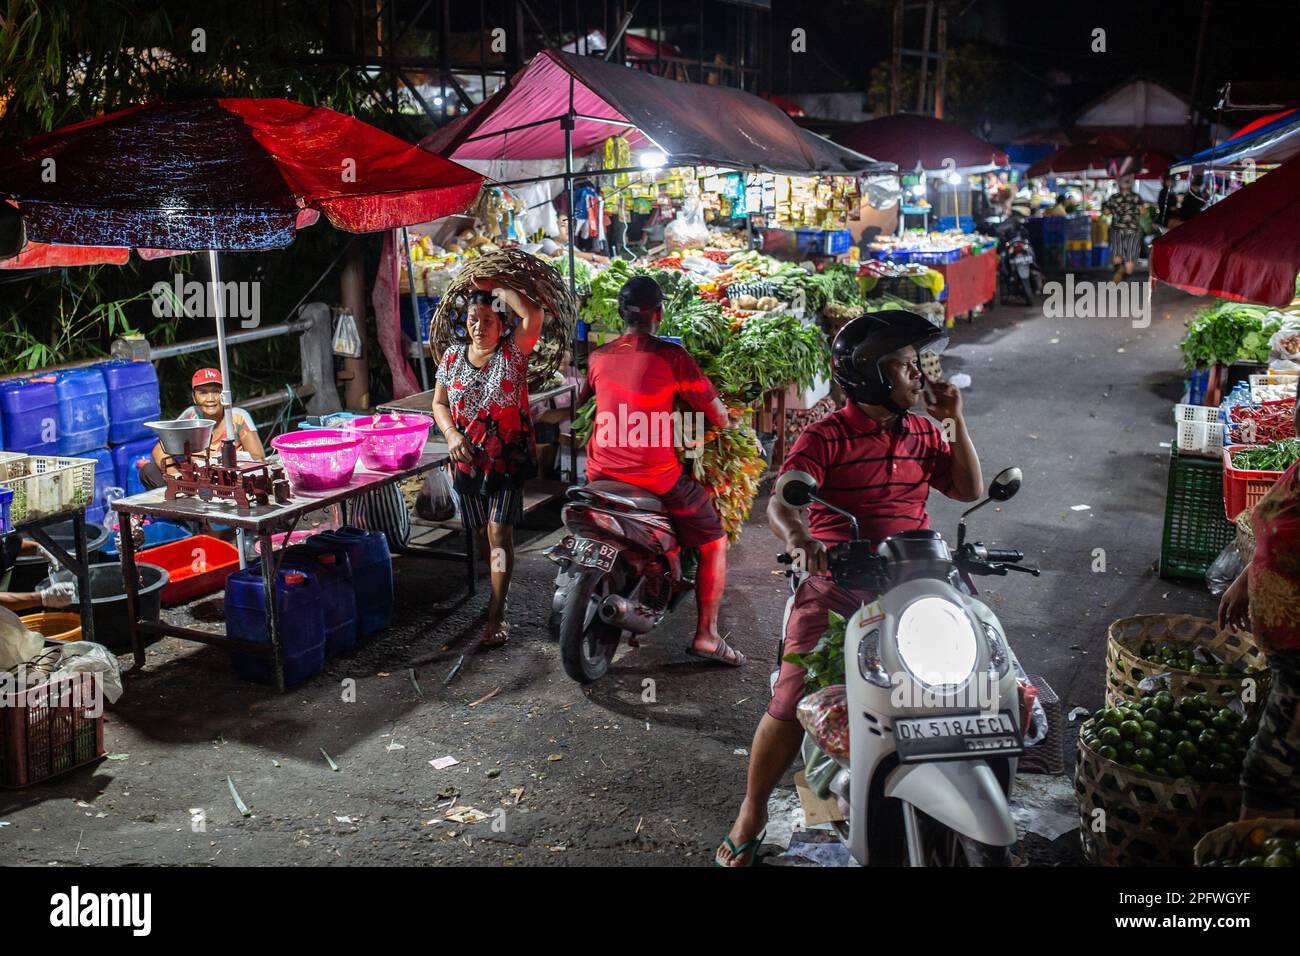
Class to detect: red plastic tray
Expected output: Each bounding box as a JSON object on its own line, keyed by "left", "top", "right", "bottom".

{"left": 137, "top": 534, "right": 240, "bottom": 606}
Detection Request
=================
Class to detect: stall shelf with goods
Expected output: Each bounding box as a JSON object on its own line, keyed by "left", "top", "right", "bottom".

{"left": 863, "top": 230, "right": 996, "bottom": 322}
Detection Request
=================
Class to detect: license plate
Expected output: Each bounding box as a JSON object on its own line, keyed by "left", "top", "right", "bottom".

{"left": 571, "top": 537, "right": 618, "bottom": 572}
{"left": 893, "top": 710, "right": 1024, "bottom": 763}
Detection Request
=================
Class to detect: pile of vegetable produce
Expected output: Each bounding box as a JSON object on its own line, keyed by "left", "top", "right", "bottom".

{"left": 1230, "top": 438, "right": 1300, "bottom": 473}
{"left": 1079, "top": 692, "right": 1258, "bottom": 782}
{"left": 1227, "top": 399, "right": 1296, "bottom": 445}
{"left": 702, "top": 313, "right": 830, "bottom": 400}
{"left": 1202, "top": 827, "right": 1300, "bottom": 867}
{"left": 686, "top": 408, "right": 768, "bottom": 542}
{"left": 1137, "top": 641, "right": 1262, "bottom": 678}
{"left": 1181, "top": 301, "right": 1285, "bottom": 371}
{"left": 782, "top": 609, "right": 849, "bottom": 691}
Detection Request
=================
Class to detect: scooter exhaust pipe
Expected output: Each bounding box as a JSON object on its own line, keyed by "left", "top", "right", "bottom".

{"left": 599, "top": 594, "right": 655, "bottom": 634}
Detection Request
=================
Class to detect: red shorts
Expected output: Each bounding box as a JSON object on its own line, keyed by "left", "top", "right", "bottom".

{"left": 657, "top": 473, "right": 726, "bottom": 548}
{"left": 769, "top": 576, "right": 874, "bottom": 722}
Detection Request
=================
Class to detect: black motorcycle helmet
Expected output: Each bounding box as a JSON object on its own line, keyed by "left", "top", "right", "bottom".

{"left": 831, "top": 311, "right": 949, "bottom": 412}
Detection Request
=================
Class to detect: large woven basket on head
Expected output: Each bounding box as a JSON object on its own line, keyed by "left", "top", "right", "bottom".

{"left": 1193, "top": 818, "right": 1300, "bottom": 866}
{"left": 1075, "top": 731, "right": 1241, "bottom": 866}
{"left": 427, "top": 249, "right": 577, "bottom": 392}
{"left": 1104, "top": 614, "right": 1269, "bottom": 708}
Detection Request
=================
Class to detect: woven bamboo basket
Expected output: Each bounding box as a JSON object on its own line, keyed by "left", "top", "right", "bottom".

{"left": 1193, "top": 819, "right": 1300, "bottom": 865}
{"left": 426, "top": 249, "right": 577, "bottom": 392}
{"left": 1235, "top": 507, "right": 1256, "bottom": 565}
{"left": 1075, "top": 729, "right": 1242, "bottom": 866}
{"left": 1104, "top": 614, "right": 1269, "bottom": 708}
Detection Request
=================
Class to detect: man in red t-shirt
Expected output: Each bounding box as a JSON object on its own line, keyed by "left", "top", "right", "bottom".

{"left": 578, "top": 276, "right": 739, "bottom": 665}
{"left": 716, "top": 311, "right": 984, "bottom": 866}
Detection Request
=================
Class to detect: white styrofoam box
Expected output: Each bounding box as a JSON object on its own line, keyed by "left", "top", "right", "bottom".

{"left": 784, "top": 374, "right": 831, "bottom": 410}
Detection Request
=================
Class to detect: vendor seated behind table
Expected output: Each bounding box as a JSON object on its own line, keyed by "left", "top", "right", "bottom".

{"left": 140, "top": 367, "right": 265, "bottom": 488}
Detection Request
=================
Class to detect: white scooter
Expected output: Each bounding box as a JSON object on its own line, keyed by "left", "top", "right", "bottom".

{"left": 774, "top": 467, "right": 1040, "bottom": 866}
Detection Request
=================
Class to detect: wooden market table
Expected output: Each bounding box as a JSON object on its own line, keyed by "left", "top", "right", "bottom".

{"left": 110, "top": 445, "right": 453, "bottom": 692}
{"left": 932, "top": 252, "right": 997, "bottom": 321}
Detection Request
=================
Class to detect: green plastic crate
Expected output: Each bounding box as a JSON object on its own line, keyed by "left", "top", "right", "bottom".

{"left": 1159, "top": 448, "right": 1237, "bottom": 582}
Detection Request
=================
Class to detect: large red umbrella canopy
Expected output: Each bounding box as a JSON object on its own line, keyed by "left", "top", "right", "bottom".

{"left": 0, "top": 98, "right": 484, "bottom": 253}
{"left": 1151, "top": 152, "right": 1300, "bottom": 307}
{"left": 1025, "top": 136, "right": 1133, "bottom": 179}
{"left": 831, "top": 113, "right": 1007, "bottom": 172}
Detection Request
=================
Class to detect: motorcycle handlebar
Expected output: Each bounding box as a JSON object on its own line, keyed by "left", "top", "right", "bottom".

{"left": 984, "top": 548, "right": 1024, "bottom": 563}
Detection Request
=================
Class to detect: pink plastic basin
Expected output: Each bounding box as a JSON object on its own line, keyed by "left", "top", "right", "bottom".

{"left": 271, "top": 430, "right": 364, "bottom": 491}
{"left": 345, "top": 413, "right": 433, "bottom": 471}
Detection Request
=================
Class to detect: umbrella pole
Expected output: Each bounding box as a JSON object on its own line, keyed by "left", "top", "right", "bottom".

{"left": 401, "top": 227, "right": 431, "bottom": 391}
{"left": 206, "top": 249, "right": 246, "bottom": 568}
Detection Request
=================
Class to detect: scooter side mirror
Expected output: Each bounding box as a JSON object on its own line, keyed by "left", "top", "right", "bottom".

{"left": 776, "top": 470, "right": 817, "bottom": 509}
{"left": 989, "top": 467, "right": 1023, "bottom": 502}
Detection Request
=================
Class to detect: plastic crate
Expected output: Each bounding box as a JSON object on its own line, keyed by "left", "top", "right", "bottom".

{"left": 0, "top": 667, "right": 105, "bottom": 787}
{"left": 1221, "top": 398, "right": 1295, "bottom": 444}
{"left": 1175, "top": 420, "right": 1225, "bottom": 457}
{"left": 1249, "top": 372, "right": 1298, "bottom": 403}
{"left": 1066, "top": 248, "right": 1090, "bottom": 270}
{"left": 0, "top": 454, "right": 96, "bottom": 525}
{"left": 0, "top": 486, "right": 11, "bottom": 533}
{"left": 1159, "top": 449, "right": 1237, "bottom": 581}
{"left": 1222, "top": 445, "right": 1284, "bottom": 521}
{"left": 1091, "top": 246, "right": 1110, "bottom": 267}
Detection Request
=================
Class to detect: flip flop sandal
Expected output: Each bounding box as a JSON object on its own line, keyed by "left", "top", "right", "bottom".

{"left": 481, "top": 621, "right": 510, "bottom": 648}
{"left": 685, "top": 637, "right": 746, "bottom": 667}
{"left": 714, "top": 828, "right": 767, "bottom": 867}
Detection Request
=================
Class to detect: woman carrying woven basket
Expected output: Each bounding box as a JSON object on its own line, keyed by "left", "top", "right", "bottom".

{"left": 1219, "top": 397, "right": 1300, "bottom": 819}
{"left": 432, "top": 277, "right": 544, "bottom": 647}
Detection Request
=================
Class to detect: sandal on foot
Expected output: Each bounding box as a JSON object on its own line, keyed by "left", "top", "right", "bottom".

{"left": 685, "top": 637, "right": 746, "bottom": 667}
{"left": 714, "top": 828, "right": 766, "bottom": 867}
{"left": 481, "top": 621, "right": 510, "bottom": 648}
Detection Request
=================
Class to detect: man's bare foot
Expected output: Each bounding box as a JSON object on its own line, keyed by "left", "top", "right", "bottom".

{"left": 716, "top": 799, "right": 768, "bottom": 866}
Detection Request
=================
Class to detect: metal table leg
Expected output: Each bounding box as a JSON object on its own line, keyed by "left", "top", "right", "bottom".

{"left": 119, "top": 513, "right": 145, "bottom": 673}
{"left": 71, "top": 510, "right": 95, "bottom": 645}
{"left": 260, "top": 532, "right": 286, "bottom": 692}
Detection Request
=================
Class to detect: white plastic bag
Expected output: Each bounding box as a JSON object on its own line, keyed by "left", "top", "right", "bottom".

{"left": 332, "top": 309, "right": 363, "bottom": 358}
{"left": 663, "top": 196, "right": 710, "bottom": 252}
{"left": 0, "top": 605, "right": 41, "bottom": 671}
{"left": 52, "top": 641, "right": 124, "bottom": 704}
{"left": 1269, "top": 321, "right": 1300, "bottom": 363}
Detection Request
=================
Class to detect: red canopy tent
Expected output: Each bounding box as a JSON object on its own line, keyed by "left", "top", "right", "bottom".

{"left": 1150, "top": 152, "right": 1300, "bottom": 307}
{"left": 1025, "top": 135, "right": 1133, "bottom": 179}
{"left": 831, "top": 113, "right": 1008, "bottom": 173}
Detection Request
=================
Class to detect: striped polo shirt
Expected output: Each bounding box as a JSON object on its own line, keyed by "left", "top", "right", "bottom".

{"left": 780, "top": 403, "right": 955, "bottom": 545}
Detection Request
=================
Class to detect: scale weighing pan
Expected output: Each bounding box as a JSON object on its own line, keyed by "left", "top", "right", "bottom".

{"left": 146, "top": 418, "right": 216, "bottom": 457}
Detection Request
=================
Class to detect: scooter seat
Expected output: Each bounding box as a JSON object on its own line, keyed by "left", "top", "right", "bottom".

{"left": 567, "top": 480, "right": 667, "bottom": 513}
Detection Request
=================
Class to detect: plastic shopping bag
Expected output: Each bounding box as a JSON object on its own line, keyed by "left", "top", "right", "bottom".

{"left": 797, "top": 684, "right": 850, "bottom": 758}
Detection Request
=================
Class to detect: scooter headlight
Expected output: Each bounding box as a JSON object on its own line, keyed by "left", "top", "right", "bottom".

{"left": 895, "top": 597, "right": 978, "bottom": 689}
{"left": 983, "top": 622, "right": 1010, "bottom": 678}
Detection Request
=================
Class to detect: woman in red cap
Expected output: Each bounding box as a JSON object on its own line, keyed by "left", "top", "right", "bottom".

{"left": 141, "top": 367, "right": 266, "bottom": 487}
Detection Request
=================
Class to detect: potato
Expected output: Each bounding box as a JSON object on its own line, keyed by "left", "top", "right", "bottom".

{"left": 755, "top": 296, "right": 780, "bottom": 311}
{"left": 734, "top": 294, "right": 760, "bottom": 310}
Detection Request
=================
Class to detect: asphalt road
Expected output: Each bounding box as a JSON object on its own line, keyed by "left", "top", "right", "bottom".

{"left": 1, "top": 275, "right": 1218, "bottom": 866}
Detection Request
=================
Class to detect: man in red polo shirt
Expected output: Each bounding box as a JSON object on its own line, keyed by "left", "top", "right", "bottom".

{"left": 579, "top": 276, "right": 740, "bottom": 665}
{"left": 715, "top": 311, "right": 984, "bottom": 865}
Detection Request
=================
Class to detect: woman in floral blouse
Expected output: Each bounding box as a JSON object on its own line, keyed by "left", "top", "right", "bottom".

{"left": 432, "top": 277, "right": 544, "bottom": 647}
{"left": 1220, "top": 397, "right": 1300, "bottom": 818}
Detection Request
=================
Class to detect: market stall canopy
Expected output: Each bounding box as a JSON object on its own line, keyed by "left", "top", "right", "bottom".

{"left": 1151, "top": 152, "right": 1300, "bottom": 307}
{"left": 1025, "top": 135, "right": 1133, "bottom": 179}
{"left": 423, "top": 49, "right": 890, "bottom": 177}
{"left": 0, "top": 99, "right": 484, "bottom": 252}
{"left": 830, "top": 114, "right": 1008, "bottom": 174}
{"left": 1171, "top": 107, "right": 1300, "bottom": 173}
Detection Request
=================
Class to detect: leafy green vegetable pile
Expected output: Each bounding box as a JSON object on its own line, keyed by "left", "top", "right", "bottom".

{"left": 1181, "top": 301, "right": 1284, "bottom": 371}
{"left": 782, "top": 610, "right": 849, "bottom": 691}
{"left": 1231, "top": 438, "right": 1300, "bottom": 473}
{"left": 704, "top": 313, "right": 830, "bottom": 400}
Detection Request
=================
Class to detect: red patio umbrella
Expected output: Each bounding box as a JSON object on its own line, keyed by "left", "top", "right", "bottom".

{"left": 1150, "top": 152, "right": 1300, "bottom": 307}
{"left": 832, "top": 113, "right": 1007, "bottom": 172}
{"left": 0, "top": 99, "right": 484, "bottom": 444}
